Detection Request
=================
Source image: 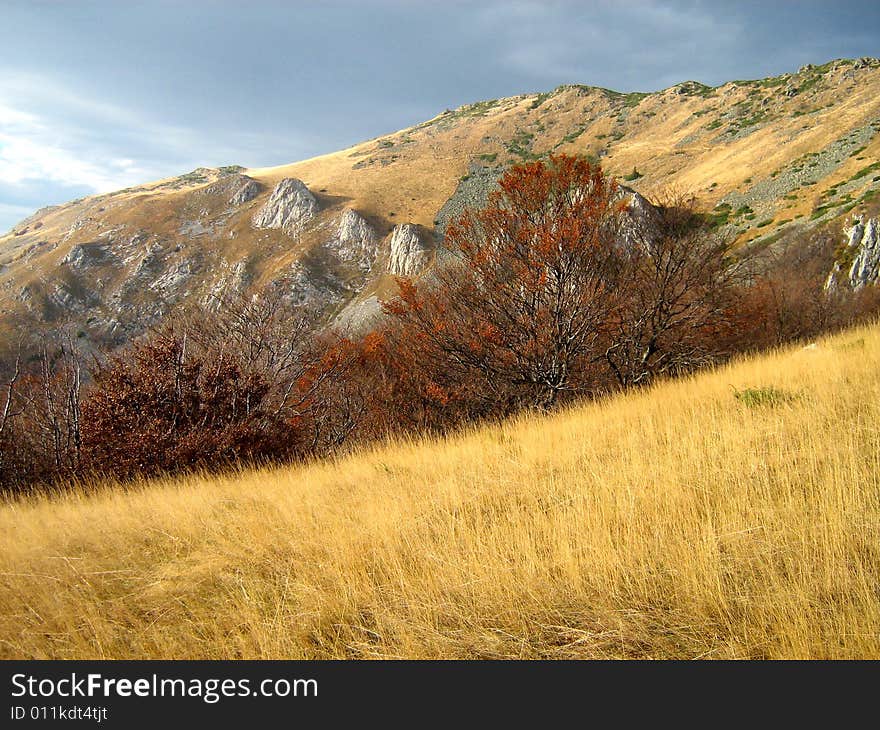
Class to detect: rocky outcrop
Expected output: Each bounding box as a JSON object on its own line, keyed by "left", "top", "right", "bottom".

{"left": 387, "top": 224, "right": 431, "bottom": 276}
{"left": 433, "top": 162, "right": 504, "bottom": 243}
{"left": 61, "top": 242, "right": 115, "bottom": 270}
{"left": 252, "top": 178, "right": 318, "bottom": 233}
{"left": 617, "top": 186, "right": 661, "bottom": 249}
{"left": 204, "top": 259, "right": 251, "bottom": 308}
{"left": 826, "top": 217, "right": 880, "bottom": 291}
{"left": 48, "top": 283, "right": 100, "bottom": 314}
{"left": 228, "top": 177, "right": 262, "bottom": 206}
{"left": 149, "top": 258, "right": 200, "bottom": 294}
{"left": 325, "top": 209, "right": 378, "bottom": 272}
{"left": 202, "top": 173, "right": 260, "bottom": 205}
{"left": 332, "top": 295, "right": 384, "bottom": 334}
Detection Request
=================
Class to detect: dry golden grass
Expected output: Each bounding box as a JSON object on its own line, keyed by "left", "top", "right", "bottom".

{"left": 2, "top": 324, "right": 880, "bottom": 659}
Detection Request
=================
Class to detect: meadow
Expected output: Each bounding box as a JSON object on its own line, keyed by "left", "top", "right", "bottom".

{"left": 1, "top": 322, "right": 878, "bottom": 659}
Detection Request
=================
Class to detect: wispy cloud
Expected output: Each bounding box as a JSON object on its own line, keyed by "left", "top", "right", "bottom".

{"left": 0, "top": 103, "right": 146, "bottom": 192}
{"left": 0, "top": 72, "right": 214, "bottom": 193}
{"left": 0, "top": 69, "right": 320, "bottom": 229}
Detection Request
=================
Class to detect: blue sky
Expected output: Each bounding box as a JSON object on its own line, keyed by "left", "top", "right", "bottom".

{"left": 1, "top": 0, "right": 878, "bottom": 231}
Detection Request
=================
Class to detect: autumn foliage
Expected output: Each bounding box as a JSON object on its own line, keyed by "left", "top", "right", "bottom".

{"left": 384, "top": 157, "right": 744, "bottom": 410}
{"left": 386, "top": 156, "right": 628, "bottom": 409}
{"left": 2, "top": 154, "right": 879, "bottom": 491}
{"left": 80, "top": 334, "right": 279, "bottom": 479}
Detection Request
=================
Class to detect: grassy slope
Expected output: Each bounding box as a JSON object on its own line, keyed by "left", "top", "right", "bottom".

{"left": 1, "top": 323, "right": 879, "bottom": 659}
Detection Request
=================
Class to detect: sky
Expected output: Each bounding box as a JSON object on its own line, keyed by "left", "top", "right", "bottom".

{"left": 1, "top": 0, "right": 879, "bottom": 231}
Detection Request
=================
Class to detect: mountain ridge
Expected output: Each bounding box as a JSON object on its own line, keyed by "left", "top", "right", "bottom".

{"left": 1, "top": 56, "right": 879, "bottom": 347}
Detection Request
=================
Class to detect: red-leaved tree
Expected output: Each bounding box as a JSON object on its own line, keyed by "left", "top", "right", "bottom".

{"left": 386, "top": 154, "right": 629, "bottom": 410}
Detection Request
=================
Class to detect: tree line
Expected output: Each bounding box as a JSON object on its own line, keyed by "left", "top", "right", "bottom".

{"left": 2, "top": 155, "right": 878, "bottom": 492}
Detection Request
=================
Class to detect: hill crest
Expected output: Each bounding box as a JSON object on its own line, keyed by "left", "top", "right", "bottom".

{"left": 1, "top": 56, "right": 879, "bottom": 346}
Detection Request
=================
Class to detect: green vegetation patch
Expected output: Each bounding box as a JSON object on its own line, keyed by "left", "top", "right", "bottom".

{"left": 561, "top": 125, "right": 588, "bottom": 144}
{"left": 448, "top": 99, "right": 503, "bottom": 120}
{"left": 623, "top": 92, "right": 649, "bottom": 108}
{"left": 734, "top": 386, "right": 798, "bottom": 408}
{"left": 506, "top": 129, "right": 539, "bottom": 160}
{"left": 529, "top": 93, "right": 551, "bottom": 110}
{"left": 849, "top": 161, "right": 880, "bottom": 183}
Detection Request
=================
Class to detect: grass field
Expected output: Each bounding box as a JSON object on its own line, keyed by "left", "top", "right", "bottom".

{"left": 1, "top": 323, "right": 879, "bottom": 659}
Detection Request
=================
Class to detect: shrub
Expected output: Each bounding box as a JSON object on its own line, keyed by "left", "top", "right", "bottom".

{"left": 80, "top": 334, "right": 285, "bottom": 479}
{"left": 733, "top": 386, "right": 796, "bottom": 408}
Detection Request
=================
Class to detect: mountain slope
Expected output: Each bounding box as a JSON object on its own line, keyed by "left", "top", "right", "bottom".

{"left": 1, "top": 321, "right": 878, "bottom": 659}
{"left": 2, "top": 57, "right": 880, "bottom": 346}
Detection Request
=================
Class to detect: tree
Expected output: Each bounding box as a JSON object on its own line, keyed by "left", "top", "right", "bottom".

{"left": 0, "top": 348, "right": 23, "bottom": 487}
{"left": 386, "top": 154, "right": 629, "bottom": 410}
{"left": 603, "top": 194, "right": 743, "bottom": 387}
{"left": 0, "top": 333, "right": 86, "bottom": 491}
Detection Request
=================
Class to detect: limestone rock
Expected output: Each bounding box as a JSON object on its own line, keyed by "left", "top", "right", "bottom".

{"left": 150, "top": 258, "right": 199, "bottom": 294}
{"left": 826, "top": 217, "right": 880, "bottom": 291}
{"left": 61, "top": 242, "right": 115, "bottom": 270}
{"left": 252, "top": 178, "right": 318, "bottom": 233}
{"left": 616, "top": 186, "right": 660, "bottom": 249}
{"left": 325, "top": 209, "right": 378, "bottom": 272}
{"left": 228, "top": 177, "right": 262, "bottom": 206}
{"left": 205, "top": 259, "right": 251, "bottom": 308}
{"left": 332, "top": 295, "right": 384, "bottom": 335}
{"left": 387, "top": 223, "right": 431, "bottom": 276}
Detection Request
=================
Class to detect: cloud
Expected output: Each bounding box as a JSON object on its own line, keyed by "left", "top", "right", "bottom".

{"left": 0, "top": 202, "right": 38, "bottom": 232}
{"left": 0, "top": 73, "right": 189, "bottom": 194}
{"left": 473, "top": 0, "right": 746, "bottom": 90}
{"left": 0, "top": 70, "right": 322, "bottom": 230}
{"left": 0, "top": 103, "right": 144, "bottom": 192}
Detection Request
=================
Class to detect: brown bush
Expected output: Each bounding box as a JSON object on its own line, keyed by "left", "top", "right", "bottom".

{"left": 79, "top": 332, "right": 286, "bottom": 479}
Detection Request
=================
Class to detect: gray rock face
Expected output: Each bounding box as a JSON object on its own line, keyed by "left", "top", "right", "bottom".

{"left": 205, "top": 259, "right": 251, "bottom": 308}
{"left": 387, "top": 223, "right": 431, "bottom": 276}
{"left": 48, "top": 283, "right": 99, "bottom": 314}
{"left": 433, "top": 162, "right": 504, "bottom": 243}
{"left": 150, "top": 258, "right": 200, "bottom": 294}
{"left": 202, "top": 173, "right": 259, "bottom": 204}
{"left": 332, "top": 295, "right": 384, "bottom": 335}
{"left": 615, "top": 186, "right": 660, "bottom": 250}
{"left": 61, "top": 242, "right": 114, "bottom": 270}
{"left": 229, "top": 177, "right": 262, "bottom": 206}
{"left": 826, "top": 217, "right": 880, "bottom": 290}
{"left": 252, "top": 178, "right": 318, "bottom": 233}
{"left": 325, "top": 209, "right": 378, "bottom": 272}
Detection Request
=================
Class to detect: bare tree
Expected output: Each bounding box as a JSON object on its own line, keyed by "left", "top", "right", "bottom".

{"left": 604, "top": 195, "right": 743, "bottom": 387}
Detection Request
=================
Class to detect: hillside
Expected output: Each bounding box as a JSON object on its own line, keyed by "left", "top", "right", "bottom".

{"left": 1, "top": 57, "right": 880, "bottom": 346}
{"left": 1, "top": 320, "right": 878, "bottom": 659}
